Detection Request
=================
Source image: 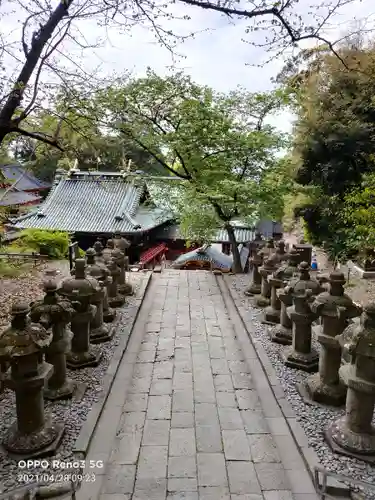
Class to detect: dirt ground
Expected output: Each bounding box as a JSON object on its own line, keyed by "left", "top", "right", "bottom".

{"left": 283, "top": 231, "right": 375, "bottom": 307}
{"left": 0, "top": 260, "right": 71, "bottom": 329}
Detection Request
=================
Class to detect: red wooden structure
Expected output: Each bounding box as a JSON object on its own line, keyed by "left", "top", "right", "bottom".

{"left": 139, "top": 242, "right": 168, "bottom": 268}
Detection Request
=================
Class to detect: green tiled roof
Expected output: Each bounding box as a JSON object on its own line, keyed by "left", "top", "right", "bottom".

{"left": 11, "top": 172, "right": 172, "bottom": 233}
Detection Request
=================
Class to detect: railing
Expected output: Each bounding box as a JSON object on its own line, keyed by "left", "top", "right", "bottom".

{"left": 0, "top": 252, "right": 48, "bottom": 266}
{"left": 314, "top": 466, "right": 373, "bottom": 499}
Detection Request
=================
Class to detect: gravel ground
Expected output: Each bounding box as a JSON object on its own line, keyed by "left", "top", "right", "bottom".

{"left": 0, "top": 271, "right": 145, "bottom": 494}
{"left": 230, "top": 274, "right": 375, "bottom": 498}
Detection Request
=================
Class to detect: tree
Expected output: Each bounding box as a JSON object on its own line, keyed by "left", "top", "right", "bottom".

{"left": 279, "top": 42, "right": 375, "bottom": 254}
{"left": 0, "top": 0, "right": 368, "bottom": 152}
{"left": 88, "top": 71, "right": 288, "bottom": 272}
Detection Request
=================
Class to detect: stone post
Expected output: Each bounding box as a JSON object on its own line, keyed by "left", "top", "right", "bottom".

{"left": 86, "top": 248, "right": 116, "bottom": 323}
{"left": 30, "top": 279, "right": 75, "bottom": 400}
{"left": 112, "top": 248, "right": 133, "bottom": 296}
{"left": 249, "top": 232, "right": 264, "bottom": 259}
{"left": 245, "top": 252, "right": 263, "bottom": 296}
{"left": 326, "top": 304, "right": 375, "bottom": 462}
{"left": 269, "top": 249, "right": 300, "bottom": 340}
{"left": 58, "top": 259, "right": 102, "bottom": 369}
{"left": 107, "top": 258, "right": 125, "bottom": 308}
{"left": 282, "top": 290, "right": 319, "bottom": 372}
{"left": 263, "top": 274, "right": 283, "bottom": 324}
{"left": 0, "top": 302, "right": 64, "bottom": 457}
{"left": 85, "top": 248, "right": 114, "bottom": 343}
{"left": 255, "top": 255, "right": 279, "bottom": 307}
{"left": 303, "top": 271, "right": 362, "bottom": 406}
{"left": 273, "top": 261, "right": 323, "bottom": 346}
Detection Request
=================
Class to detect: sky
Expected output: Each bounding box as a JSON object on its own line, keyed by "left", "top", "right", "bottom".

{"left": 1, "top": 0, "right": 375, "bottom": 134}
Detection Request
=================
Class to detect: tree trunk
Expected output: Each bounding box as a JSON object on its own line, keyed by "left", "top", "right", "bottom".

{"left": 226, "top": 224, "right": 242, "bottom": 273}
{"left": 0, "top": 0, "right": 73, "bottom": 146}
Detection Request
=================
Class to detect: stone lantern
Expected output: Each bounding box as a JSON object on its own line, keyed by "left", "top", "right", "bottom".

{"left": 245, "top": 252, "right": 263, "bottom": 296}
{"left": 113, "top": 231, "right": 131, "bottom": 254}
{"left": 255, "top": 254, "right": 279, "bottom": 307}
{"left": 282, "top": 289, "right": 319, "bottom": 372}
{"left": 86, "top": 247, "right": 116, "bottom": 324}
{"left": 249, "top": 232, "right": 264, "bottom": 259}
{"left": 275, "top": 240, "right": 287, "bottom": 264}
{"left": 275, "top": 261, "right": 323, "bottom": 346}
{"left": 303, "top": 271, "right": 362, "bottom": 406}
{"left": 326, "top": 304, "right": 375, "bottom": 462}
{"left": 261, "top": 238, "right": 275, "bottom": 260}
{"left": 93, "top": 239, "right": 105, "bottom": 264}
{"left": 107, "top": 258, "right": 125, "bottom": 308}
{"left": 0, "top": 302, "right": 64, "bottom": 457}
{"left": 85, "top": 248, "right": 113, "bottom": 343}
{"left": 269, "top": 249, "right": 301, "bottom": 341}
{"left": 112, "top": 248, "right": 133, "bottom": 296}
{"left": 103, "top": 239, "right": 115, "bottom": 264}
{"left": 58, "top": 259, "right": 102, "bottom": 369}
{"left": 30, "top": 279, "right": 75, "bottom": 400}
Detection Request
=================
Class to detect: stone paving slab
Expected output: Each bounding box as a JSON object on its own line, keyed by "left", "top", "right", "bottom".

{"left": 79, "top": 270, "right": 318, "bottom": 500}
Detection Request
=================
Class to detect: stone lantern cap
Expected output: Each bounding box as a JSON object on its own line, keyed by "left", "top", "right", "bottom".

{"left": 285, "top": 248, "right": 300, "bottom": 265}
{"left": 112, "top": 248, "right": 124, "bottom": 261}
{"left": 94, "top": 240, "right": 104, "bottom": 254}
{"left": 113, "top": 231, "right": 131, "bottom": 250}
{"left": 31, "top": 279, "right": 75, "bottom": 324}
{"left": 86, "top": 248, "right": 109, "bottom": 281}
{"left": 0, "top": 302, "right": 52, "bottom": 358}
{"left": 287, "top": 261, "right": 321, "bottom": 296}
{"left": 345, "top": 303, "right": 375, "bottom": 358}
{"left": 311, "top": 270, "right": 356, "bottom": 316}
{"left": 106, "top": 239, "right": 114, "bottom": 248}
{"left": 262, "top": 254, "right": 278, "bottom": 270}
{"left": 59, "top": 259, "right": 100, "bottom": 299}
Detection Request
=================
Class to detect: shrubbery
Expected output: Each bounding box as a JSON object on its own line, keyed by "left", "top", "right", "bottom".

{"left": 14, "top": 229, "right": 70, "bottom": 259}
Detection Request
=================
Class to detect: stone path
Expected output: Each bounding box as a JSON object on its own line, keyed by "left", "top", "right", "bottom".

{"left": 79, "top": 270, "right": 318, "bottom": 500}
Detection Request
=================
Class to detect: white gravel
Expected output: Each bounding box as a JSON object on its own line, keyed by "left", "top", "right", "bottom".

{"left": 0, "top": 273, "right": 146, "bottom": 494}
{"left": 230, "top": 274, "right": 375, "bottom": 499}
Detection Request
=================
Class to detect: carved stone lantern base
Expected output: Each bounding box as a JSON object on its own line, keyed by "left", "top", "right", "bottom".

{"left": 282, "top": 345, "right": 319, "bottom": 372}
{"left": 325, "top": 417, "right": 375, "bottom": 464}
{"left": 118, "top": 282, "right": 133, "bottom": 296}
{"left": 108, "top": 295, "right": 125, "bottom": 308}
{"left": 66, "top": 349, "right": 102, "bottom": 369}
{"left": 297, "top": 374, "right": 346, "bottom": 407}
{"left": 244, "top": 283, "right": 261, "bottom": 296}
{"left": 263, "top": 306, "right": 280, "bottom": 325}
{"left": 44, "top": 378, "right": 75, "bottom": 401}
{"left": 303, "top": 371, "right": 346, "bottom": 407}
{"left": 90, "top": 324, "right": 115, "bottom": 344}
{"left": 254, "top": 294, "right": 270, "bottom": 307}
{"left": 4, "top": 417, "right": 65, "bottom": 459}
{"left": 270, "top": 325, "right": 292, "bottom": 345}
{"left": 103, "top": 308, "right": 116, "bottom": 323}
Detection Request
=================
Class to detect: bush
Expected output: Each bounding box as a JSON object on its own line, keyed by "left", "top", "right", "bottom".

{"left": 15, "top": 229, "right": 70, "bottom": 259}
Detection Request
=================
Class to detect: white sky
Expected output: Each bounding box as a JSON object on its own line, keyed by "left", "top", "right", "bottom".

{"left": 1, "top": 0, "right": 375, "bottom": 134}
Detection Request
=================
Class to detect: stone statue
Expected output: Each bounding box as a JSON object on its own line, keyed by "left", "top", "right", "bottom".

{"left": 30, "top": 279, "right": 75, "bottom": 400}
{"left": 303, "top": 271, "right": 362, "bottom": 406}
{"left": 85, "top": 248, "right": 113, "bottom": 343}
{"left": 245, "top": 252, "right": 263, "bottom": 296}
{"left": 326, "top": 304, "right": 375, "bottom": 462}
{"left": 0, "top": 302, "right": 64, "bottom": 457}
{"left": 270, "top": 249, "right": 301, "bottom": 343}
{"left": 282, "top": 289, "right": 319, "bottom": 372}
{"left": 58, "top": 259, "right": 102, "bottom": 369}
{"left": 85, "top": 247, "right": 116, "bottom": 323}
{"left": 107, "top": 258, "right": 125, "bottom": 308}
{"left": 112, "top": 248, "right": 133, "bottom": 296}
{"left": 255, "top": 254, "right": 279, "bottom": 307}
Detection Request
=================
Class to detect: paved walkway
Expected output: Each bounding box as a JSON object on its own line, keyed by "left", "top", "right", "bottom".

{"left": 80, "top": 270, "right": 318, "bottom": 500}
